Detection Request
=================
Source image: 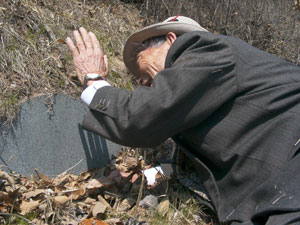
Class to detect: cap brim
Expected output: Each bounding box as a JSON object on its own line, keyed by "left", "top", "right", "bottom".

{"left": 123, "top": 22, "right": 207, "bottom": 78}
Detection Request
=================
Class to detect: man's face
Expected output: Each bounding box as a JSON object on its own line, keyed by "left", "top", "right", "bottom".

{"left": 136, "top": 32, "right": 177, "bottom": 86}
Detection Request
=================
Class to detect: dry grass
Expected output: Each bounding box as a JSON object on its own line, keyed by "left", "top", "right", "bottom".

{"left": 138, "top": 0, "right": 300, "bottom": 66}
{"left": 0, "top": 0, "right": 143, "bottom": 124}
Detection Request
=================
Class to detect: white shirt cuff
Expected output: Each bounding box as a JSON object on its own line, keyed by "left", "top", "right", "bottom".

{"left": 80, "top": 80, "right": 111, "bottom": 105}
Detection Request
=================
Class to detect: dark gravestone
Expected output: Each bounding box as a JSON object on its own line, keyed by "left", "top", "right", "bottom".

{"left": 0, "top": 94, "right": 122, "bottom": 177}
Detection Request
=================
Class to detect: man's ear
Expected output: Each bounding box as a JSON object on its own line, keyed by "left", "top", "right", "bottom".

{"left": 166, "top": 32, "right": 177, "bottom": 45}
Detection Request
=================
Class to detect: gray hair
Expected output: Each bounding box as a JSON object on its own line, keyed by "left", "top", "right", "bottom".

{"left": 136, "top": 35, "right": 167, "bottom": 54}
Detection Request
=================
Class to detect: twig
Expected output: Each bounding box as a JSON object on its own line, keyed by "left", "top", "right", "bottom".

{"left": 62, "top": 159, "right": 83, "bottom": 174}
{"left": 0, "top": 212, "right": 36, "bottom": 225}
{"left": 103, "top": 191, "right": 120, "bottom": 198}
{"left": 48, "top": 159, "right": 83, "bottom": 177}
{"left": 135, "top": 149, "right": 146, "bottom": 215}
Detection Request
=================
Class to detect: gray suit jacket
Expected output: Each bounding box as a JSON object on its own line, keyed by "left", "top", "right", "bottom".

{"left": 82, "top": 31, "right": 300, "bottom": 223}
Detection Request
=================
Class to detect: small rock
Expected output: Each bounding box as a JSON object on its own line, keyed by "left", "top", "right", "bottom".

{"left": 139, "top": 195, "right": 158, "bottom": 209}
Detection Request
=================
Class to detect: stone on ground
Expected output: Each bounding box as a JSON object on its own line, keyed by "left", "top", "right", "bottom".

{"left": 0, "top": 94, "right": 122, "bottom": 177}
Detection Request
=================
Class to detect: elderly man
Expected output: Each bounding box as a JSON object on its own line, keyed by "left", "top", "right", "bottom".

{"left": 66, "top": 16, "right": 300, "bottom": 224}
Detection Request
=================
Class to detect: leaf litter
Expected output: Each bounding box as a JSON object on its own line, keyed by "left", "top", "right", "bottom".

{"left": 0, "top": 147, "right": 216, "bottom": 225}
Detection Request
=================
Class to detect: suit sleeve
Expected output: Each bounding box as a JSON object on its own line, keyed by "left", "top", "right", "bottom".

{"left": 82, "top": 32, "right": 238, "bottom": 147}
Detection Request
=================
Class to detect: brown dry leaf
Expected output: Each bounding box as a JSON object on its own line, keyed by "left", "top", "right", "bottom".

{"left": 52, "top": 171, "right": 69, "bottom": 186}
{"left": 125, "top": 156, "right": 138, "bottom": 168}
{"left": 84, "top": 197, "right": 96, "bottom": 204}
{"left": 69, "top": 174, "right": 79, "bottom": 180}
{"left": 97, "top": 195, "right": 111, "bottom": 209}
{"left": 53, "top": 195, "right": 70, "bottom": 205}
{"left": 0, "top": 191, "right": 14, "bottom": 205}
{"left": 38, "top": 202, "right": 47, "bottom": 211}
{"left": 92, "top": 202, "right": 107, "bottom": 217}
{"left": 20, "top": 176, "right": 30, "bottom": 186}
{"left": 15, "top": 184, "right": 27, "bottom": 193}
{"left": 35, "top": 169, "right": 52, "bottom": 185}
{"left": 80, "top": 219, "right": 109, "bottom": 225}
{"left": 157, "top": 199, "right": 170, "bottom": 216}
{"left": 8, "top": 188, "right": 20, "bottom": 200}
{"left": 0, "top": 170, "right": 16, "bottom": 189}
{"left": 23, "top": 189, "right": 45, "bottom": 199}
{"left": 79, "top": 169, "right": 99, "bottom": 181}
{"left": 86, "top": 178, "right": 104, "bottom": 189}
{"left": 115, "top": 164, "right": 128, "bottom": 173}
{"left": 117, "top": 197, "right": 136, "bottom": 212}
{"left": 20, "top": 199, "right": 40, "bottom": 215}
{"left": 70, "top": 188, "right": 86, "bottom": 200}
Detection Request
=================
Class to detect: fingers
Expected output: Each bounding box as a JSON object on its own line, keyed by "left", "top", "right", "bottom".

{"left": 89, "top": 32, "right": 102, "bottom": 52}
{"left": 79, "top": 27, "right": 93, "bottom": 50}
{"left": 73, "top": 30, "right": 85, "bottom": 53}
{"left": 65, "top": 37, "right": 79, "bottom": 57}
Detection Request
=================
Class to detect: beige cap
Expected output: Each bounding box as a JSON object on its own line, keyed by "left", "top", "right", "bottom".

{"left": 123, "top": 16, "right": 208, "bottom": 77}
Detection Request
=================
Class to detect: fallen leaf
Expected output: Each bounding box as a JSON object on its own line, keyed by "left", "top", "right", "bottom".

{"left": 80, "top": 219, "right": 109, "bottom": 225}
{"left": 53, "top": 171, "right": 69, "bottom": 186}
{"left": 92, "top": 202, "right": 107, "bottom": 217}
{"left": 34, "top": 169, "right": 52, "bottom": 185}
{"left": 23, "top": 189, "right": 45, "bottom": 199}
{"left": 70, "top": 188, "right": 86, "bottom": 200}
{"left": 86, "top": 179, "right": 104, "bottom": 189}
{"left": 0, "top": 191, "right": 14, "bottom": 205}
{"left": 0, "top": 170, "right": 16, "bottom": 189}
{"left": 79, "top": 169, "right": 99, "bottom": 181}
{"left": 38, "top": 202, "right": 47, "bottom": 211}
{"left": 20, "top": 199, "right": 40, "bottom": 215}
{"left": 84, "top": 197, "right": 96, "bottom": 204}
{"left": 53, "top": 195, "right": 70, "bottom": 205}
{"left": 117, "top": 197, "right": 135, "bottom": 212}
{"left": 97, "top": 195, "right": 111, "bottom": 209}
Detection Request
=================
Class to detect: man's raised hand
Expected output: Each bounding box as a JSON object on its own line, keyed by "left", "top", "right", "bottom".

{"left": 66, "top": 27, "right": 108, "bottom": 84}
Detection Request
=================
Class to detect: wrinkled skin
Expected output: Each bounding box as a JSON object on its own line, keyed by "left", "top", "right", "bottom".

{"left": 66, "top": 27, "right": 176, "bottom": 87}
{"left": 66, "top": 27, "right": 108, "bottom": 86}
{"left": 136, "top": 32, "right": 177, "bottom": 86}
